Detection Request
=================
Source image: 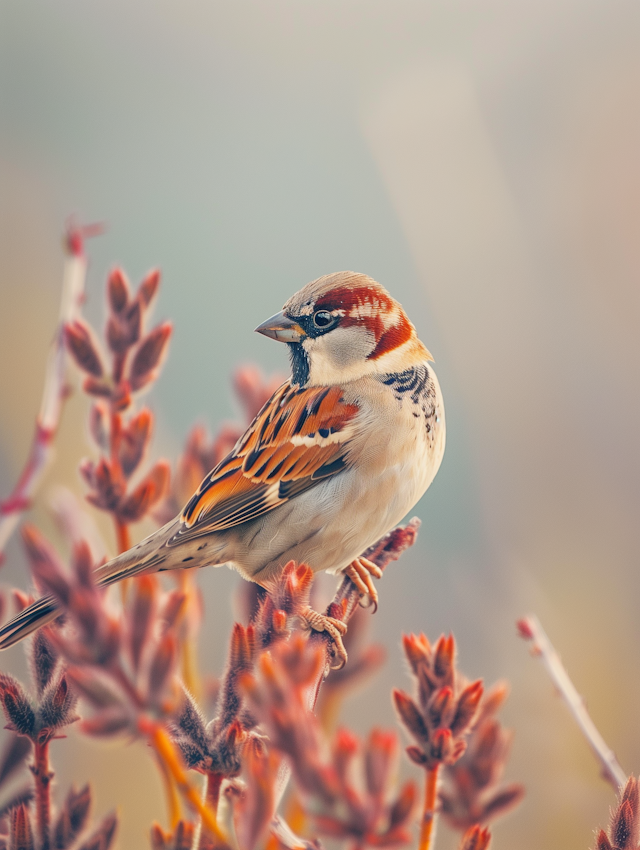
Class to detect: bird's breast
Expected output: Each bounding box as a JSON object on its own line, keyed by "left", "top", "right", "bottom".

{"left": 337, "top": 362, "right": 446, "bottom": 530}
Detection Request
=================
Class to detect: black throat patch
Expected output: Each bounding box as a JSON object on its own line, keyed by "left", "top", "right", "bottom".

{"left": 288, "top": 343, "right": 310, "bottom": 387}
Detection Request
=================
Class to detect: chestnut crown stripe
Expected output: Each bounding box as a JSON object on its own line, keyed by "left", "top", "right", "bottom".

{"left": 314, "top": 284, "right": 395, "bottom": 317}
{"left": 312, "top": 283, "right": 416, "bottom": 359}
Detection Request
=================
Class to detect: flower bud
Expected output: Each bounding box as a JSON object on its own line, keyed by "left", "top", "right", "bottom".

{"left": 129, "top": 323, "right": 172, "bottom": 392}
{"left": 107, "top": 268, "right": 130, "bottom": 314}
{"left": 64, "top": 320, "right": 104, "bottom": 378}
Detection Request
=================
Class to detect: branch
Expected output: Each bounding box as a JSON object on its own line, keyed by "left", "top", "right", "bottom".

{"left": 517, "top": 614, "right": 627, "bottom": 791}
{"left": 269, "top": 518, "right": 421, "bottom": 828}
{"left": 310, "top": 516, "right": 421, "bottom": 702}
{"left": 0, "top": 223, "right": 99, "bottom": 559}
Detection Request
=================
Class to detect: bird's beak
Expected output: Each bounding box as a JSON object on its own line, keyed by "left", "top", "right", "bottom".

{"left": 254, "top": 311, "right": 305, "bottom": 343}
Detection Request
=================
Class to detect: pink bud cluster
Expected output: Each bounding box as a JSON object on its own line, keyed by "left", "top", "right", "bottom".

{"left": 64, "top": 268, "right": 172, "bottom": 546}
{"left": 394, "top": 633, "right": 483, "bottom": 771}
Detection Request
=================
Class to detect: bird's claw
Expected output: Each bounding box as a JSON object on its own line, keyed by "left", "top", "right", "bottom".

{"left": 300, "top": 605, "right": 348, "bottom": 669}
{"left": 344, "top": 557, "right": 383, "bottom": 612}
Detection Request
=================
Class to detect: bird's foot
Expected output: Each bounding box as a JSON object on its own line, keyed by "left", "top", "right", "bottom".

{"left": 344, "top": 557, "right": 383, "bottom": 612}
{"left": 299, "top": 605, "right": 348, "bottom": 669}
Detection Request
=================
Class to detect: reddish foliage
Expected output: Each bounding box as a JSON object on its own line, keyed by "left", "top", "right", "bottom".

{"left": 393, "top": 633, "right": 483, "bottom": 770}
{"left": 64, "top": 265, "right": 173, "bottom": 549}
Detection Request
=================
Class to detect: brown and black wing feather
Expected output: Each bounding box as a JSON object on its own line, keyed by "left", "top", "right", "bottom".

{"left": 169, "top": 381, "right": 359, "bottom": 544}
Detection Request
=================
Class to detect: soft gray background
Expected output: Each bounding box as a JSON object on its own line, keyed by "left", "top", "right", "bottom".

{"left": 2, "top": 2, "right": 640, "bottom": 848}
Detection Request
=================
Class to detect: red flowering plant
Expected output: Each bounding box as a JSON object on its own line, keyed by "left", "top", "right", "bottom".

{"left": 241, "top": 635, "right": 418, "bottom": 849}
{"left": 0, "top": 226, "right": 532, "bottom": 850}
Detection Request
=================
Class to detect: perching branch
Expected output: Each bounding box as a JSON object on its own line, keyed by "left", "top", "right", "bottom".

{"left": 517, "top": 614, "right": 627, "bottom": 791}
{"left": 0, "top": 223, "right": 100, "bottom": 559}
{"left": 268, "top": 518, "right": 422, "bottom": 835}
{"left": 309, "top": 516, "right": 421, "bottom": 703}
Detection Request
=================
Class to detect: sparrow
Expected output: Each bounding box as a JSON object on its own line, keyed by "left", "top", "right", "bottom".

{"left": 0, "top": 272, "right": 445, "bottom": 663}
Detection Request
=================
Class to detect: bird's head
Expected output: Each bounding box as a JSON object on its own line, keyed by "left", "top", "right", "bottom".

{"left": 255, "top": 271, "right": 432, "bottom": 387}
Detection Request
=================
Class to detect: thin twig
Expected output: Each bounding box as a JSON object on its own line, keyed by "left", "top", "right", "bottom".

{"left": 0, "top": 224, "right": 99, "bottom": 559}
{"left": 418, "top": 765, "right": 439, "bottom": 850}
{"left": 32, "top": 737, "right": 52, "bottom": 850}
{"left": 109, "top": 409, "right": 131, "bottom": 558}
{"left": 115, "top": 519, "right": 132, "bottom": 556}
{"left": 517, "top": 614, "right": 627, "bottom": 791}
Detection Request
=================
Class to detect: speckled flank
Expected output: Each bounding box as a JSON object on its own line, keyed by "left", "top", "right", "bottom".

{"left": 382, "top": 365, "right": 435, "bottom": 414}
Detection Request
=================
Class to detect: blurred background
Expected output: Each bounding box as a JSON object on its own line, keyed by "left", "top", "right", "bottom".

{"left": 1, "top": 1, "right": 640, "bottom": 847}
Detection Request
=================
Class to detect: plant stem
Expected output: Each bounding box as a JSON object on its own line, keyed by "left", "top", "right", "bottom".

{"left": 154, "top": 747, "right": 182, "bottom": 828}
{"left": 33, "top": 737, "right": 52, "bottom": 850}
{"left": 271, "top": 519, "right": 422, "bottom": 813}
{"left": 418, "top": 765, "right": 439, "bottom": 850}
{"left": 204, "top": 771, "right": 223, "bottom": 817}
{"left": 192, "top": 770, "right": 223, "bottom": 850}
{"left": 196, "top": 771, "right": 223, "bottom": 849}
{"left": 108, "top": 408, "right": 131, "bottom": 561}
{"left": 0, "top": 232, "right": 88, "bottom": 558}
{"left": 518, "top": 614, "right": 627, "bottom": 790}
{"left": 147, "top": 724, "right": 228, "bottom": 846}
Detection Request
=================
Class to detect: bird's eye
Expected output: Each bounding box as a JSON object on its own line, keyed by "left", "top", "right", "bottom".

{"left": 313, "top": 310, "right": 333, "bottom": 328}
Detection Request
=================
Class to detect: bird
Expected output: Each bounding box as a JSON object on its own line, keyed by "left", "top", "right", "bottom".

{"left": 0, "top": 271, "right": 445, "bottom": 663}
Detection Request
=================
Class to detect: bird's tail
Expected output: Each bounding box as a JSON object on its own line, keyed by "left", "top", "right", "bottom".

{"left": 0, "top": 526, "right": 173, "bottom": 651}
{"left": 0, "top": 596, "right": 61, "bottom": 649}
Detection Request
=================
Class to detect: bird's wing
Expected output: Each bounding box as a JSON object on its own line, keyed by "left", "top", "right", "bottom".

{"left": 168, "top": 381, "right": 359, "bottom": 544}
